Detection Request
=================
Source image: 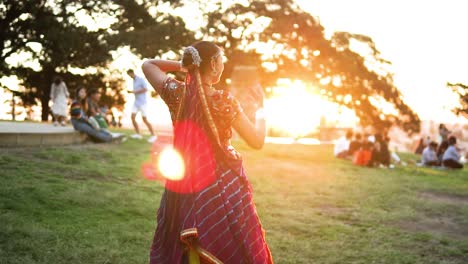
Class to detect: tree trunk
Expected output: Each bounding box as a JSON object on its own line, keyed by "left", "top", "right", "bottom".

{"left": 11, "top": 92, "right": 16, "bottom": 121}
{"left": 41, "top": 94, "right": 50, "bottom": 121}
{"left": 40, "top": 71, "right": 53, "bottom": 122}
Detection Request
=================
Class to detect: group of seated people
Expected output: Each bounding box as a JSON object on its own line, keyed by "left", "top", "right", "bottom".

{"left": 70, "top": 87, "right": 125, "bottom": 143}
{"left": 420, "top": 136, "right": 464, "bottom": 169}
{"left": 334, "top": 131, "right": 395, "bottom": 168}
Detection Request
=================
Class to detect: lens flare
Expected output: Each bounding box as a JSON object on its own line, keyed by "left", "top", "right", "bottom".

{"left": 157, "top": 147, "right": 185, "bottom": 181}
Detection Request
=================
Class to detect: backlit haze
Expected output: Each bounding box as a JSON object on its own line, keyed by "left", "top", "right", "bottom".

{"left": 2, "top": 0, "right": 467, "bottom": 136}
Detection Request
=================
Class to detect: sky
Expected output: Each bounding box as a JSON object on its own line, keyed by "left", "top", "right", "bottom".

{"left": 297, "top": 0, "right": 468, "bottom": 123}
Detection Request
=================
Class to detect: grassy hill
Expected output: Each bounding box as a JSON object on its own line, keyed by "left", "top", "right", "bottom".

{"left": 0, "top": 139, "right": 467, "bottom": 263}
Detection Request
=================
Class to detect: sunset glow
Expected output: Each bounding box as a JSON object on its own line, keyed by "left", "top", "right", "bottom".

{"left": 264, "top": 79, "right": 359, "bottom": 137}
{"left": 2, "top": 0, "right": 468, "bottom": 129}
{"left": 296, "top": 0, "right": 468, "bottom": 123}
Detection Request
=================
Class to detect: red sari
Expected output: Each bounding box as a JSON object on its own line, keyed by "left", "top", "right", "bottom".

{"left": 149, "top": 75, "right": 273, "bottom": 264}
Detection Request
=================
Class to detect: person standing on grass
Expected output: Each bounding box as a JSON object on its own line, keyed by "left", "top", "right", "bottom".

{"left": 442, "top": 136, "right": 464, "bottom": 169}
{"left": 142, "top": 41, "right": 273, "bottom": 263}
{"left": 50, "top": 76, "right": 70, "bottom": 126}
{"left": 127, "top": 69, "right": 157, "bottom": 143}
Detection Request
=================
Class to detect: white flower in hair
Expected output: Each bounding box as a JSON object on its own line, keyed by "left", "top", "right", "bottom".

{"left": 182, "top": 46, "right": 202, "bottom": 67}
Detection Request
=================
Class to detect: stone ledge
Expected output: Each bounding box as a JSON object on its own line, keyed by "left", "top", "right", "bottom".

{"left": 0, "top": 132, "right": 87, "bottom": 147}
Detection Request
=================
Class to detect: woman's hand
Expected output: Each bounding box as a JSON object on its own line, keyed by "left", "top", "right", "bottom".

{"left": 250, "top": 83, "right": 265, "bottom": 108}
{"left": 233, "top": 83, "right": 265, "bottom": 123}
{"left": 232, "top": 86, "right": 266, "bottom": 150}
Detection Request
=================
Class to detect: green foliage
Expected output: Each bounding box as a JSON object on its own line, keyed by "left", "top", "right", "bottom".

{"left": 0, "top": 0, "right": 192, "bottom": 120}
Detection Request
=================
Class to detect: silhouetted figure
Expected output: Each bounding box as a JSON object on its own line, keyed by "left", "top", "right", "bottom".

{"left": 348, "top": 133, "right": 362, "bottom": 157}
{"left": 438, "top": 124, "right": 451, "bottom": 143}
{"left": 437, "top": 140, "right": 449, "bottom": 163}
{"left": 414, "top": 137, "right": 425, "bottom": 155}
{"left": 368, "top": 133, "right": 390, "bottom": 167}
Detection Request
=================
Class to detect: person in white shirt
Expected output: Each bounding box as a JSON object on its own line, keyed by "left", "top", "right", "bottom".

{"left": 442, "top": 136, "right": 463, "bottom": 169}
{"left": 422, "top": 142, "right": 439, "bottom": 166}
{"left": 127, "top": 69, "right": 157, "bottom": 143}
{"left": 334, "top": 130, "right": 353, "bottom": 158}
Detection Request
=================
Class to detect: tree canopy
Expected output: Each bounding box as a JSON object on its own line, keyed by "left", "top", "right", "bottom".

{"left": 201, "top": 0, "right": 420, "bottom": 133}
{"left": 447, "top": 82, "right": 468, "bottom": 118}
{"left": 2, "top": 0, "right": 420, "bottom": 133}
{"left": 0, "top": 0, "right": 192, "bottom": 120}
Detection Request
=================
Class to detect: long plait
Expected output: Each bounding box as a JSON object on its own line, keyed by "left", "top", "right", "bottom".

{"left": 194, "top": 68, "right": 221, "bottom": 147}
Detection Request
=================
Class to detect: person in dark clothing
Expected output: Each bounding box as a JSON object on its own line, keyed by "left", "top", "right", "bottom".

{"left": 369, "top": 133, "right": 390, "bottom": 167}
{"left": 438, "top": 124, "right": 451, "bottom": 143}
{"left": 348, "top": 133, "right": 362, "bottom": 157}
{"left": 437, "top": 140, "right": 449, "bottom": 163}
{"left": 414, "top": 137, "right": 425, "bottom": 155}
{"left": 442, "top": 136, "right": 464, "bottom": 169}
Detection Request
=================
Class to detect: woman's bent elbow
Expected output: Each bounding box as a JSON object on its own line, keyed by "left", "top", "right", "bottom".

{"left": 141, "top": 61, "right": 150, "bottom": 72}
{"left": 249, "top": 140, "right": 264, "bottom": 150}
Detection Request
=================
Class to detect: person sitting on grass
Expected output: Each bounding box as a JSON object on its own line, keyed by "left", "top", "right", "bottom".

{"left": 442, "top": 136, "right": 464, "bottom": 169}
{"left": 437, "top": 140, "right": 449, "bottom": 164}
{"left": 70, "top": 87, "right": 123, "bottom": 143}
{"left": 353, "top": 141, "right": 373, "bottom": 166}
{"left": 334, "top": 130, "right": 353, "bottom": 159}
{"left": 86, "top": 88, "right": 109, "bottom": 131}
{"left": 348, "top": 133, "right": 362, "bottom": 157}
{"left": 368, "top": 133, "right": 391, "bottom": 167}
{"left": 422, "top": 141, "right": 440, "bottom": 166}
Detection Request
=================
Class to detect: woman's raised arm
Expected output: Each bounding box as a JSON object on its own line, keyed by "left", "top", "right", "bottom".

{"left": 141, "top": 59, "right": 185, "bottom": 94}
{"left": 232, "top": 108, "right": 266, "bottom": 150}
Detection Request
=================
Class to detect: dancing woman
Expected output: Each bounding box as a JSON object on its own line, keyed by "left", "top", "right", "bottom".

{"left": 142, "top": 41, "right": 273, "bottom": 263}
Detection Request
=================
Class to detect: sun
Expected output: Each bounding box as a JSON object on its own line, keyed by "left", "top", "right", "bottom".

{"left": 264, "top": 79, "right": 359, "bottom": 137}
{"left": 265, "top": 80, "right": 325, "bottom": 137}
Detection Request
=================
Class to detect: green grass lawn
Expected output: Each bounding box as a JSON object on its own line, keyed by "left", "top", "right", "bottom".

{"left": 1, "top": 138, "right": 467, "bottom": 264}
